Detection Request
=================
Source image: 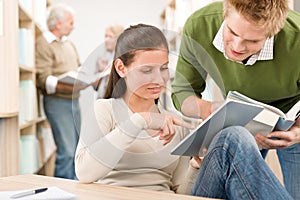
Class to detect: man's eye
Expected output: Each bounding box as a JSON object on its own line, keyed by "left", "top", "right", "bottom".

{"left": 161, "top": 65, "right": 169, "bottom": 71}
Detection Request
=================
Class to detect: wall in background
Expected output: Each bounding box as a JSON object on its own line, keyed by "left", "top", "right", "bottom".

{"left": 295, "top": 0, "right": 300, "bottom": 12}
{"left": 49, "top": 0, "right": 169, "bottom": 62}
{"left": 48, "top": 0, "right": 298, "bottom": 63}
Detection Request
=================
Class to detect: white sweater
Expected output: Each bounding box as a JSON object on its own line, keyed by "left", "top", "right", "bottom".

{"left": 75, "top": 98, "right": 198, "bottom": 194}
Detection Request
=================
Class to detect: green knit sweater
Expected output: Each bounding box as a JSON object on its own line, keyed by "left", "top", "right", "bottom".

{"left": 172, "top": 2, "right": 300, "bottom": 113}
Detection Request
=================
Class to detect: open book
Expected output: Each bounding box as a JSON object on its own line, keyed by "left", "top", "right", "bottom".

{"left": 228, "top": 91, "right": 300, "bottom": 134}
{"left": 57, "top": 70, "right": 93, "bottom": 86}
{"left": 171, "top": 91, "right": 300, "bottom": 157}
{"left": 171, "top": 98, "right": 264, "bottom": 156}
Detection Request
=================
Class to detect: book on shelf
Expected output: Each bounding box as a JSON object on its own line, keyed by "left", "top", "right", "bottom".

{"left": 19, "top": 80, "right": 38, "bottom": 125}
{"left": 171, "top": 91, "right": 300, "bottom": 157}
{"left": 19, "top": 135, "right": 39, "bottom": 174}
{"left": 18, "top": 28, "right": 34, "bottom": 67}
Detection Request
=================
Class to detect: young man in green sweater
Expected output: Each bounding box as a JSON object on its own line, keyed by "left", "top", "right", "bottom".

{"left": 171, "top": 0, "right": 300, "bottom": 199}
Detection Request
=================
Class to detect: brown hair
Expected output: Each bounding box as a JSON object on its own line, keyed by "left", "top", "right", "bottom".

{"left": 223, "top": 0, "right": 289, "bottom": 37}
{"left": 104, "top": 24, "right": 169, "bottom": 99}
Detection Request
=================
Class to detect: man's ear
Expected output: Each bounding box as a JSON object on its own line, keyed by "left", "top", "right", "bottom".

{"left": 56, "top": 20, "right": 62, "bottom": 30}
{"left": 114, "top": 59, "right": 126, "bottom": 77}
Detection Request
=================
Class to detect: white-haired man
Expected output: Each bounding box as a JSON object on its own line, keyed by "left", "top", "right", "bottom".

{"left": 36, "top": 4, "right": 81, "bottom": 179}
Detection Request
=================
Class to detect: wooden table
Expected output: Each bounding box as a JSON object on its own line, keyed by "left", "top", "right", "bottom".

{"left": 0, "top": 174, "right": 217, "bottom": 200}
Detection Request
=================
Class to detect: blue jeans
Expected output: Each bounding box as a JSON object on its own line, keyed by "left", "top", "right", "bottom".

{"left": 191, "top": 126, "right": 293, "bottom": 200}
{"left": 261, "top": 143, "right": 300, "bottom": 200}
{"left": 44, "top": 96, "right": 80, "bottom": 179}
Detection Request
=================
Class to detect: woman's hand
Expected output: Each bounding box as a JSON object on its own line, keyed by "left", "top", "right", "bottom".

{"left": 139, "top": 112, "right": 194, "bottom": 145}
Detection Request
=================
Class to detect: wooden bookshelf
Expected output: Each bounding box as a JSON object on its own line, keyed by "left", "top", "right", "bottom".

{"left": 0, "top": 0, "right": 20, "bottom": 176}
{"left": 0, "top": 0, "right": 56, "bottom": 177}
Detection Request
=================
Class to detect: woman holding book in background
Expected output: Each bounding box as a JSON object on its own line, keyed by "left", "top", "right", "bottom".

{"left": 75, "top": 24, "right": 292, "bottom": 199}
{"left": 94, "top": 24, "right": 124, "bottom": 98}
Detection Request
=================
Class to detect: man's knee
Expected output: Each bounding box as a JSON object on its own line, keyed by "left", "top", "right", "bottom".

{"left": 219, "top": 126, "right": 257, "bottom": 148}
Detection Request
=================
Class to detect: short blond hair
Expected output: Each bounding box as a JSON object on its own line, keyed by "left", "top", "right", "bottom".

{"left": 106, "top": 24, "right": 124, "bottom": 37}
{"left": 223, "top": 0, "right": 289, "bottom": 38}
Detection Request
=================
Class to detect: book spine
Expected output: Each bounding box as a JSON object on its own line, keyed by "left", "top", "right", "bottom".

{"left": 274, "top": 117, "right": 296, "bottom": 131}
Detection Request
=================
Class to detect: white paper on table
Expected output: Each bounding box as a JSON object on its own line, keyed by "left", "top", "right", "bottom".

{"left": 0, "top": 186, "right": 76, "bottom": 200}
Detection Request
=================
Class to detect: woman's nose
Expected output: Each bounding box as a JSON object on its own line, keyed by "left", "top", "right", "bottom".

{"left": 153, "top": 70, "right": 168, "bottom": 84}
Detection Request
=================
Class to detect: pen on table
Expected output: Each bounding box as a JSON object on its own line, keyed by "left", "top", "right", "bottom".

{"left": 10, "top": 187, "right": 48, "bottom": 199}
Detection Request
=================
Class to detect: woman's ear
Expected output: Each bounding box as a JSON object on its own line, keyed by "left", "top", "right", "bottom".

{"left": 114, "top": 59, "right": 126, "bottom": 78}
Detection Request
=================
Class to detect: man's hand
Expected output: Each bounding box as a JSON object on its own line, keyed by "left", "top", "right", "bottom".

{"left": 181, "top": 96, "right": 213, "bottom": 119}
{"left": 255, "top": 117, "right": 300, "bottom": 149}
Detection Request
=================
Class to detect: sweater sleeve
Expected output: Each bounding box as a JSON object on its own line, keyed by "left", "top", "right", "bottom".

{"left": 171, "top": 17, "right": 207, "bottom": 111}
{"left": 170, "top": 154, "right": 199, "bottom": 194}
{"left": 75, "top": 99, "right": 147, "bottom": 183}
{"left": 167, "top": 125, "right": 199, "bottom": 194}
{"left": 35, "top": 36, "right": 55, "bottom": 93}
{"left": 175, "top": 164, "right": 199, "bottom": 194}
